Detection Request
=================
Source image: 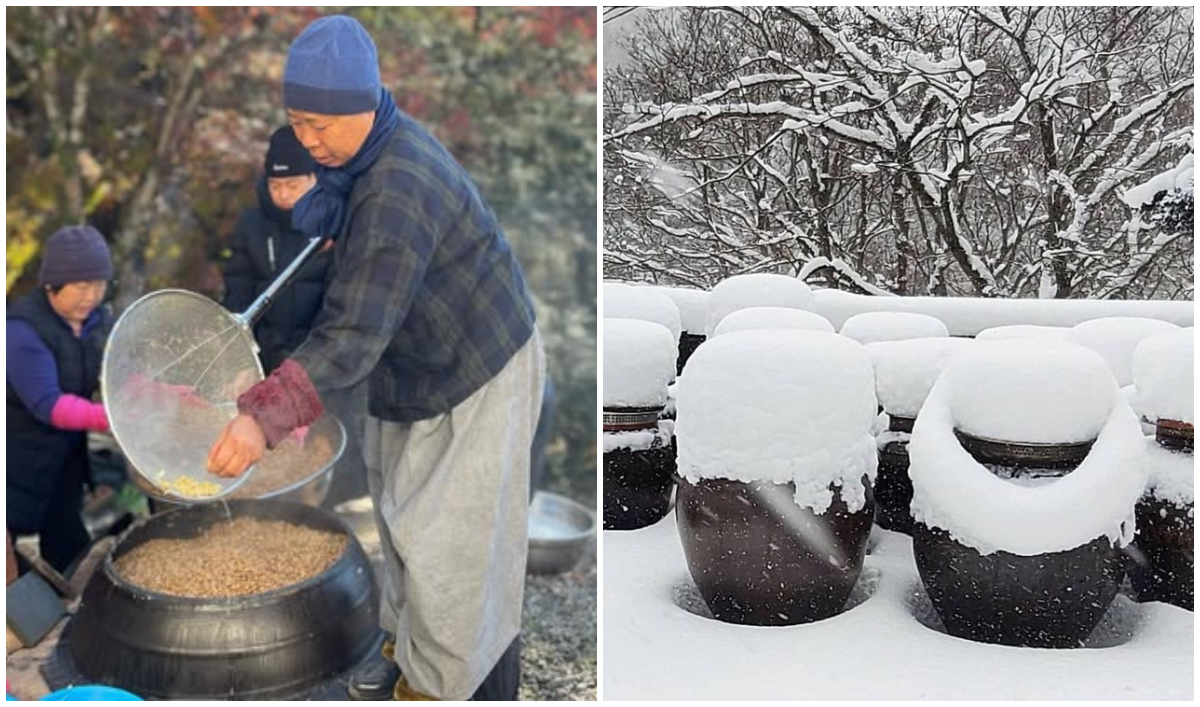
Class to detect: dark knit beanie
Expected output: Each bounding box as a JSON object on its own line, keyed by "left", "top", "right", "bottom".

{"left": 264, "top": 126, "right": 316, "bottom": 178}
{"left": 38, "top": 225, "right": 113, "bottom": 287}
{"left": 283, "top": 15, "right": 381, "bottom": 115}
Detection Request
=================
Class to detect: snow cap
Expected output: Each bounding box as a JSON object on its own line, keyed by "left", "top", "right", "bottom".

{"left": 675, "top": 329, "right": 877, "bottom": 514}
{"left": 1067, "top": 316, "right": 1180, "bottom": 387}
{"left": 604, "top": 318, "right": 676, "bottom": 409}
{"left": 943, "top": 341, "right": 1118, "bottom": 444}
{"left": 840, "top": 311, "right": 949, "bottom": 344}
{"left": 1132, "top": 329, "right": 1194, "bottom": 425}
{"left": 713, "top": 306, "right": 834, "bottom": 337}
{"left": 705, "top": 273, "right": 815, "bottom": 336}
{"left": 605, "top": 287, "right": 682, "bottom": 344}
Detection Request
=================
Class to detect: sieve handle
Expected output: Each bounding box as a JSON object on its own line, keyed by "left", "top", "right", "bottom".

{"left": 235, "top": 237, "right": 325, "bottom": 328}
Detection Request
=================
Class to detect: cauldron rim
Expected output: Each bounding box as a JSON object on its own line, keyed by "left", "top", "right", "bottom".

{"left": 101, "top": 499, "right": 359, "bottom": 604}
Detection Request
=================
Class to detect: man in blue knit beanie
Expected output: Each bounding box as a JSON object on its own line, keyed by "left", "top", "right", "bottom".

{"left": 207, "top": 13, "right": 544, "bottom": 702}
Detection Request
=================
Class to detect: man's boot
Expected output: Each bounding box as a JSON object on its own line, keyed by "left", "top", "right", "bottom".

{"left": 348, "top": 635, "right": 402, "bottom": 701}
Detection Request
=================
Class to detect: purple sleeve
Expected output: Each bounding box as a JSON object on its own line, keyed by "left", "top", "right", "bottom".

{"left": 6, "top": 319, "right": 65, "bottom": 424}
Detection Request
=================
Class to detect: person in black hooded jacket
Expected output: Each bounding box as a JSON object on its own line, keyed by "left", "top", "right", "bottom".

{"left": 222, "top": 126, "right": 369, "bottom": 507}
{"left": 223, "top": 126, "right": 330, "bottom": 373}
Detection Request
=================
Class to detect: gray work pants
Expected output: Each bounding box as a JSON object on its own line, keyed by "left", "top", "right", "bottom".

{"left": 364, "top": 330, "right": 545, "bottom": 700}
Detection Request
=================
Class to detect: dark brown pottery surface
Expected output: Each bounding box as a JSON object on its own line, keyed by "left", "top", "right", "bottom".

{"left": 676, "top": 477, "right": 873, "bottom": 626}
{"left": 954, "top": 429, "right": 1094, "bottom": 470}
{"left": 603, "top": 444, "right": 676, "bottom": 530}
{"left": 875, "top": 441, "right": 914, "bottom": 534}
{"left": 1129, "top": 494, "right": 1194, "bottom": 611}
{"left": 677, "top": 333, "right": 706, "bottom": 376}
{"left": 1154, "top": 420, "right": 1194, "bottom": 452}
{"left": 913, "top": 523, "right": 1125, "bottom": 648}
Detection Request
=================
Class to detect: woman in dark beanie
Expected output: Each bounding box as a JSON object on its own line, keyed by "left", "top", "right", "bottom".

{"left": 206, "top": 14, "right": 545, "bottom": 701}
{"left": 6, "top": 225, "right": 114, "bottom": 576}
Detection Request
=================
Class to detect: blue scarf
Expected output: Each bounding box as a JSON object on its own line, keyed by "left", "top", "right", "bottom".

{"left": 292, "top": 88, "right": 400, "bottom": 242}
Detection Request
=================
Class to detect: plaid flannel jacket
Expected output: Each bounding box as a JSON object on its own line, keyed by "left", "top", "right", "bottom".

{"left": 293, "top": 112, "right": 536, "bottom": 423}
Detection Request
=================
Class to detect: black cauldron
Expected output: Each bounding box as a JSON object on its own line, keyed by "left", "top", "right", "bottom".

{"left": 69, "top": 500, "right": 378, "bottom": 699}
{"left": 676, "top": 477, "right": 873, "bottom": 625}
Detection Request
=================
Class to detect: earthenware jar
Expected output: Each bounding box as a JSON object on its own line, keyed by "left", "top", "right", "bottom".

{"left": 674, "top": 330, "right": 877, "bottom": 626}
{"left": 603, "top": 318, "right": 678, "bottom": 530}
{"left": 908, "top": 342, "right": 1145, "bottom": 648}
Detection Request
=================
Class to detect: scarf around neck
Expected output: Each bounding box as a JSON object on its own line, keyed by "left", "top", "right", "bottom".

{"left": 291, "top": 88, "right": 400, "bottom": 242}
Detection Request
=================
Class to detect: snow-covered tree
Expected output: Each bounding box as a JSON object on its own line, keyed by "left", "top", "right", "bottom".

{"left": 604, "top": 6, "right": 1193, "bottom": 299}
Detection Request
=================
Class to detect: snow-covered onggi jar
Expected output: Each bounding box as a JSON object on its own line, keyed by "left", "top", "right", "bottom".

{"left": 908, "top": 342, "right": 1146, "bottom": 647}
{"left": 866, "top": 337, "right": 972, "bottom": 534}
{"left": 674, "top": 330, "right": 877, "bottom": 626}
{"left": 838, "top": 311, "right": 949, "bottom": 345}
{"left": 1067, "top": 316, "right": 1180, "bottom": 387}
{"left": 1129, "top": 330, "right": 1193, "bottom": 610}
{"left": 645, "top": 286, "right": 709, "bottom": 375}
{"left": 704, "top": 273, "right": 816, "bottom": 337}
{"left": 603, "top": 319, "right": 678, "bottom": 530}
{"left": 712, "top": 306, "right": 835, "bottom": 338}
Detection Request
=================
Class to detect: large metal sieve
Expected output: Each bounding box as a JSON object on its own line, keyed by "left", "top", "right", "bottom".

{"left": 101, "top": 237, "right": 324, "bottom": 504}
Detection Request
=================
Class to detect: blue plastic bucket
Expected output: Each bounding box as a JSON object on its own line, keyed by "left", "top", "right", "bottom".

{"left": 40, "top": 686, "right": 141, "bottom": 701}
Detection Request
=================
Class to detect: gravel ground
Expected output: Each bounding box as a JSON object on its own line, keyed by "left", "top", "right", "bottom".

{"left": 519, "top": 550, "right": 598, "bottom": 701}
{"left": 341, "top": 496, "right": 598, "bottom": 702}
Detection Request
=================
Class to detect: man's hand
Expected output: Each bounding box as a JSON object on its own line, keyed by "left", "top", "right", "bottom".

{"left": 207, "top": 414, "right": 267, "bottom": 478}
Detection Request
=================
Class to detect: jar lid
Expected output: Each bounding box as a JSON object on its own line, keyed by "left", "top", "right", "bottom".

{"left": 888, "top": 415, "right": 916, "bottom": 434}
{"left": 1155, "top": 418, "right": 1193, "bottom": 452}
{"left": 603, "top": 407, "right": 663, "bottom": 432}
{"left": 953, "top": 428, "right": 1094, "bottom": 471}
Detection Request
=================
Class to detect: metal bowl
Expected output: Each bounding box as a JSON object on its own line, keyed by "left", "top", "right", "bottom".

{"left": 527, "top": 491, "right": 596, "bottom": 575}
{"left": 232, "top": 412, "right": 347, "bottom": 507}
{"left": 158, "top": 412, "right": 346, "bottom": 510}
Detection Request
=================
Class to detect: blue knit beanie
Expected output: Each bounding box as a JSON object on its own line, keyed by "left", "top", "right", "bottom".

{"left": 284, "top": 15, "right": 381, "bottom": 115}
{"left": 38, "top": 225, "right": 113, "bottom": 287}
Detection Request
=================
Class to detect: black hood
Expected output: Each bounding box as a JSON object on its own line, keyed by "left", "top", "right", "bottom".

{"left": 256, "top": 177, "right": 295, "bottom": 230}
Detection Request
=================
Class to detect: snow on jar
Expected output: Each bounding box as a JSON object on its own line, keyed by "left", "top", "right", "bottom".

{"left": 712, "top": 306, "right": 835, "bottom": 337}
{"left": 975, "top": 324, "right": 1070, "bottom": 342}
{"left": 704, "top": 273, "right": 816, "bottom": 337}
{"left": 839, "top": 311, "right": 949, "bottom": 345}
{"left": 643, "top": 285, "right": 710, "bottom": 375}
{"left": 1067, "top": 316, "right": 1179, "bottom": 387}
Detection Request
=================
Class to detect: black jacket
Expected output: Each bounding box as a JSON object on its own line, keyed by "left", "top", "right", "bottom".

{"left": 6, "top": 290, "right": 111, "bottom": 532}
{"left": 223, "top": 179, "right": 332, "bottom": 373}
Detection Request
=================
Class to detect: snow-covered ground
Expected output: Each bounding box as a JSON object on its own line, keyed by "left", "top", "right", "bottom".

{"left": 602, "top": 517, "right": 1194, "bottom": 700}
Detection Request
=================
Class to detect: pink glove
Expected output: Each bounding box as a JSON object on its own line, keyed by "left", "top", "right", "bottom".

{"left": 290, "top": 425, "right": 311, "bottom": 444}
{"left": 120, "top": 373, "right": 210, "bottom": 409}
{"left": 237, "top": 360, "right": 324, "bottom": 448}
{"left": 50, "top": 394, "right": 110, "bottom": 433}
